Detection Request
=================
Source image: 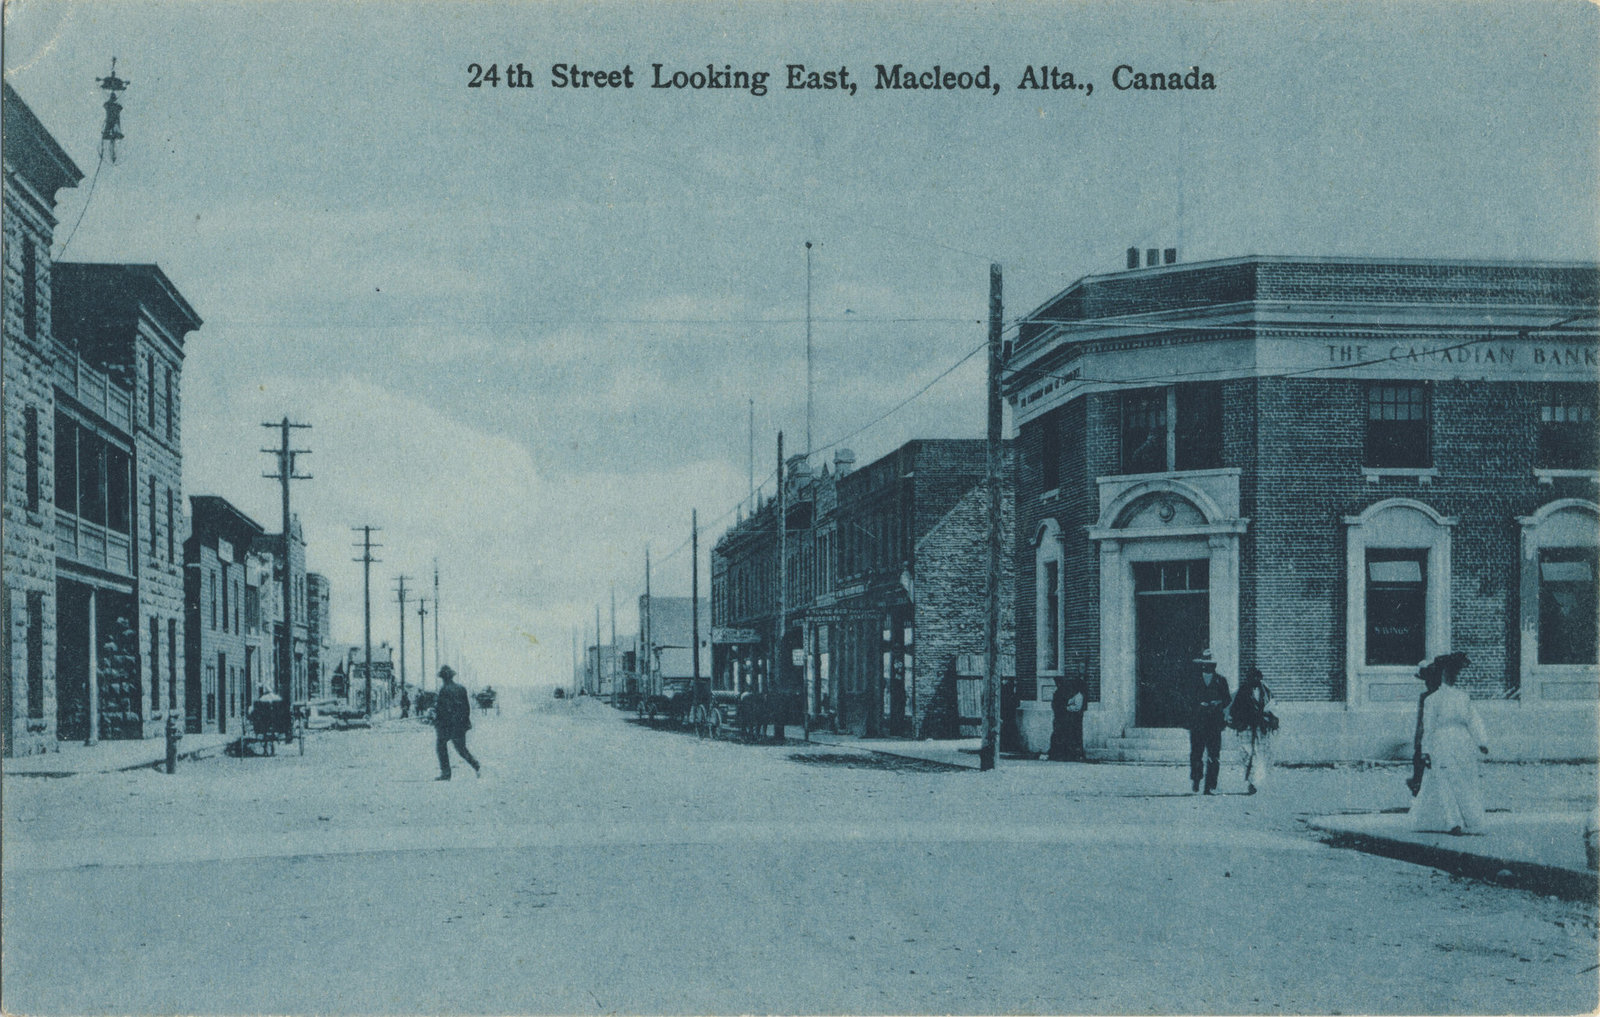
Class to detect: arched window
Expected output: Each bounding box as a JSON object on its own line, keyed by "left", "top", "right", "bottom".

{"left": 1035, "top": 519, "right": 1065, "bottom": 677}
{"left": 1343, "top": 499, "right": 1455, "bottom": 690}
{"left": 1518, "top": 500, "right": 1599, "bottom": 676}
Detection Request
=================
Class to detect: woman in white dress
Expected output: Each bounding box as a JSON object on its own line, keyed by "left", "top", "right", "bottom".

{"left": 1409, "top": 652, "right": 1489, "bottom": 834}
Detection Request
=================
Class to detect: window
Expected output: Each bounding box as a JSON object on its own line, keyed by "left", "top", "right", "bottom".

{"left": 55, "top": 414, "right": 77, "bottom": 515}
{"left": 150, "top": 617, "right": 161, "bottom": 714}
{"left": 26, "top": 591, "right": 44, "bottom": 718}
{"left": 1121, "top": 384, "right": 1222, "bottom": 473}
{"left": 164, "top": 367, "right": 174, "bottom": 442}
{"left": 1538, "top": 387, "right": 1597, "bottom": 471}
{"left": 24, "top": 407, "right": 40, "bottom": 512}
{"left": 21, "top": 239, "right": 37, "bottom": 341}
{"left": 166, "top": 490, "right": 175, "bottom": 562}
{"left": 1365, "top": 384, "right": 1430, "bottom": 468}
{"left": 78, "top": 432, "right": 107, "bottom": 526}
{"left": 167, "top": 620, "right": 178, "bottom": 710}
{"left": 149, "top": 478, "right": 158, "bottom": 557}
{"left": 1034, "top": 519, "right": 1065, "bottom": 677}
{"left": 1042, "top": 560, "right": 1061, "bottom": 671}
{"left": 1121, "top": 388, "right": 1167, "bottom": 474}
{"left": 147, "top": 356, "right": 157, "bottom": 428}
{"left": 221, "top": 565, "right": 230, "bottom": 634}
{"left": 205, "top": 663, "right": 216, "bottom": 721}
{"left": 1538, "top": 548, "right": 1598, "bottom": 665}
{"left": 1366, "top": 549, "right": 1428, "bottom": 665}
{"left": 1040, "top": 416, "right": 1061, "bottom": 492}
{"left": 106, "top": 446, "right": 131, "bottom": 535}
{"left": 1174, "top": 385, "right": 1223, "bottom": 471}
{"left": 210, "top": 568, "right": 218, "bottom": 630}
{"left": 234, "top": 576, "right": 242, "bottom": 634}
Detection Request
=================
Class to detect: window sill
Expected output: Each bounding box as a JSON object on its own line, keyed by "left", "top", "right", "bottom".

{"left": 1362, "top": 467, "right": 1438, "bottom": 485}
{"left": 1534, "top": 469, "right": 1599, "bottom": 485}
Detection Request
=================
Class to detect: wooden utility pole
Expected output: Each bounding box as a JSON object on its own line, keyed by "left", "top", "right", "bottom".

{"left": 773, "top": 433, "right": 786, "bottom": 705}
{"left": 691, "top": 510, "right": 701, "bottom": 688}
{"left": 262, "top": 418, "right": 311, "bottom": 703}
{"left": 394, "top": 576, "right": 411, "bottom": 709}
{"left": 610, "top": 584, "right": 618, "bottom": 703}
{"left": 351, "top": 526, "right": 381, "bottom": 717}
{"left": 417, "top": 597, "right": 428, "bottom": 697}
{"left": 805, "top": 242, "right": 814, "bottom": 457}
{"left": 432, "top": 561, "right": 441, "bottom": 692}
{"left": 980, "top": 263, "right": 1003, "bottom": 771}
{"left": 644, "top": 545, "right": 654, "bottom": 698}
{"left": 595, "top": 604, "right": 603, "bottom": 697}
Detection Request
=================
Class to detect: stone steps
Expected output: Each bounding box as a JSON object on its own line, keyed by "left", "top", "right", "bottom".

{"left": 1095, "top": 727, "right": 1189, "bottom": 763}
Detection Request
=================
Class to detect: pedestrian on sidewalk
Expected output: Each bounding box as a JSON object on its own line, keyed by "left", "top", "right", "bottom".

{"left": 1409, "top": 652, "right": 1487, "bottom": 834}
{"left": 1406, "top": 657, "right": 1445, "bottom": 797}
{"left": 1228, "top": 667, "right": 1277, "bottom": 794}
{"left": 433, "top": 665, "right": 480, "bottom": 781}
{"left": 1047, "top": 670, "right": 1087, "bottom": 762}
{"left": 400, "top": 688, "right": 411, "bottom": 719}
{"left": 1187, "top": 649, "right": 1231, "bottom": 795}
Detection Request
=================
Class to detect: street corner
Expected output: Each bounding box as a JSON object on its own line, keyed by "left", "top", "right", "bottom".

{"left": 1307, "top": 809, "right": 1600, "bottom": 902}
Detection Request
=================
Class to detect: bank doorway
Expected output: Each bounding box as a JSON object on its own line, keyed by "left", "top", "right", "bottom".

{"left": 1134, "top": 559, "right": 1209, "bottom": 728}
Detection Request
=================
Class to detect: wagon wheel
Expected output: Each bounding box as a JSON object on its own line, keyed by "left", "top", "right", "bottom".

{"left": 690, "top": 703, "right": 710, "bottom": 738}
{"left": 706, "top": 706, "right": 723, "bottom": 740}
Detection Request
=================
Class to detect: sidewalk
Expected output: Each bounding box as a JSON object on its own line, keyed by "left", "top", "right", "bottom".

{"left": 1307, "top": 809, "right": 1598, "bottom": 901}
{"left": 3, "top": 732, "right": 238, "bottom": 776}
{"left": 805, "top": 729, "right": 983, "bottom": 768}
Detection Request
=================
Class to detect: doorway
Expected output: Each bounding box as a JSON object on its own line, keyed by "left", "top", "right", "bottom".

{"left": 1134, "top": 559, "right": 1210, "bottom": 728}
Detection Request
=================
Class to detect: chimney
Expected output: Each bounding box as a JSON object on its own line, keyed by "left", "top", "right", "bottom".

{"left": 1126, "top": 247, "right": 1140, "bottom": 270}
{"left": 833, "top": 448, "right": 856, "bottom": 477}
{"left": 1164, "top": 247, "right": 1178, "bottom": 265}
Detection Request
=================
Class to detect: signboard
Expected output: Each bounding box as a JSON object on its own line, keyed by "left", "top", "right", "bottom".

{"left": 791, "top": 648, "right": 805, "bottom": 666}
{"left": 218, "top": 539, "right": 234, "bottom": 564}
{"left": 712, "top": 627, "right": 760, "bottom": 644}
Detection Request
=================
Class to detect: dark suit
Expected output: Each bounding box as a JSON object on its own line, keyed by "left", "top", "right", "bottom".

{"left": 433, "top": 681, "right": 479, "bottom": 778}
{"left": 1188, "top": 670, "right": 1231, "bottom": 792}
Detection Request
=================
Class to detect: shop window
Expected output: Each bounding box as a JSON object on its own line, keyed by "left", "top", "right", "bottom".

{"left": 1365, "top": 384, "right": 1430, "bottom": 468}
{"left": 1539, "top": 548, "right": 1598, "bottom": 665}
{"left": 26, "top": 591, "right": 44, "bottom": 718}
{"left": 1538, "top": 387, "right": 1598, "bottom": 471}
{"left": 1366, "top": 549, "right": 1428, "bottom": 665}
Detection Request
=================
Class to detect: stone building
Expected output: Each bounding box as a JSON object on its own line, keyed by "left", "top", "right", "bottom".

{"left": 184, "top": 496, "right": 264, "bottom": 734}
{"left": 1, "top": 82, "right": 81, "bottom": 755}
{"left": 711, "top": 441, "right": 1014, "bottom": 738}
{"left": 306, "top": 572, "right": 330, "bottom": 699}
{"left": 1004, "top": 254, "right": 1599, "bottom": 761}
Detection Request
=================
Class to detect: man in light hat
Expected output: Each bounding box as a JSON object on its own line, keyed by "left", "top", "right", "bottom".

{"left": 1187, "top": 649, "right": 1231, "bottom": 794}
{"left": 432, "top": 665, "right": 480, "bottom": 780}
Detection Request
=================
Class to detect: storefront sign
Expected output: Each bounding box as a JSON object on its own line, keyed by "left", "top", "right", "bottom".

{"left": 712, "top": 627, "right": 760, "bottom": 644}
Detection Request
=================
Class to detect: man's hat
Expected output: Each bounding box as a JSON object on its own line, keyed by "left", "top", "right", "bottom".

{"left": 1194, "top": 648, "right": 1218, "bottom": 666}
{"left": 438, "top": 665, "right": 456, "bottom": 680}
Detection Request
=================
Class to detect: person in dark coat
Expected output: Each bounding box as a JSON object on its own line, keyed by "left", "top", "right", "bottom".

{"left": 400, "top": 688, "right": 411, "bottom": 719}
{"left": 1047, "top": 673, "right": 1088, "bottom": 762}
{"left": 433, "top": 665, "right": 479, "bottom": 780}
{"left": 1187, "top": 649, "right": 1231, "bottom": 795}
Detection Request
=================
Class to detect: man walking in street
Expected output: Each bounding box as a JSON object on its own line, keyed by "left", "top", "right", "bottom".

{"left": 433, "top": 665, "right": 480, "bottom": 780}
{"left": 1187, "top": 649, "right": 1231, "bottom": 795}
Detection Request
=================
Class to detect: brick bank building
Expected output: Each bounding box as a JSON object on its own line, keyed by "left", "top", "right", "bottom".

{"left": 1005, "top": 255, "right": 1598, "bottom": 762}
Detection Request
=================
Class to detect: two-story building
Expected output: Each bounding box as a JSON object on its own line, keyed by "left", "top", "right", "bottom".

{"left": 184, "top": 495, "right": 263, "bottom": 734}
{"left": 1005, "top": 254, "right": 1598, "bottom": 761}
{"left": 254, "top": 517, "right": 308, "bottom": 704}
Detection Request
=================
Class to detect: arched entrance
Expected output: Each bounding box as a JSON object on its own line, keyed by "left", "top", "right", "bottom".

{"left": 1088, "top": 471, "right": 1248, "bottom": 734}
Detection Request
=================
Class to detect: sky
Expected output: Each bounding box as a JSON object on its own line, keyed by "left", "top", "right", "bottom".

{"left": 5, "top": 0, "right": 1597, "bottom": 689}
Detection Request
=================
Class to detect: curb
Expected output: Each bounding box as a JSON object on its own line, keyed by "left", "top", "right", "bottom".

{"left": 1308, "top": 823, "right": 1599, "bottom": 902}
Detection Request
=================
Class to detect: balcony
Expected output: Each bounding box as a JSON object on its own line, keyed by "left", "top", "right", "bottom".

{"left": 56, "top": 513, "right": 133, "bottom": 575}
{"left": 53, "top": 342, "right": 132, "bottom": 432}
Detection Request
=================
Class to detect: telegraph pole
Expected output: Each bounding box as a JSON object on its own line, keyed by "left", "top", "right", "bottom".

{"left": 432, "top": 561, "right": 441, "bottom": 693}
{"left": 691, "top": 510, "right": 702, "bottom": 701}
{"left": 805, "top": 241, "right": 814, "bottom": 459}
{"left": 980, "top": 263, "right": 1004, "bottom": 771}
{"left": 609, "top": 585, "right": 618, "bottom": 704}
{"left": 775, "top": 432, "right": 787, "bottom": 738}
{"left": 417, "top": 597, "right": 428, "bottom": 699}
{"left": 351, "top": 526, "right": 381, "bottom": 717}
{"left": 594, "top": 604, "right": 603, "bottom": 697}
{"left": 394, "top": 576, "right": 411, "bottom": 707}
{"left": 644, "top": 545, "right": 654, "bottom": 698}
{"left": 262, "top": 418, "right": 311, "bottom": 703}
